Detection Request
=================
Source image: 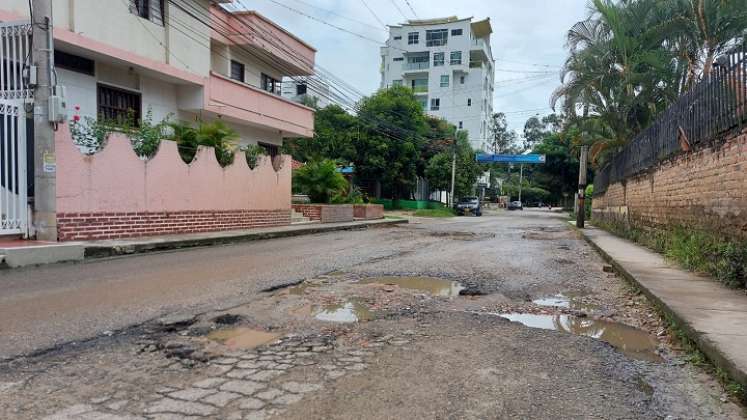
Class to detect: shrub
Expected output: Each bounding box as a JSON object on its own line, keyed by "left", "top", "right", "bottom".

{"left": 166, "top": 120, "right": 239, "bottom": 167}
{"left": 129, "top": 108, "right": 170, "bottom": 158}
{"left": 243, "top": 144, "right": 266, "bottom": 169}
{"left": 293, "top": 159, "right": 348, "bottom": 203}
{"left": 168, "top": 121, "right": 200, "bottom": 163}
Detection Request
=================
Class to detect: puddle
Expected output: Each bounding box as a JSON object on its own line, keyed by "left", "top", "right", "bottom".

{"left": 207, "top": 328, "right": 279, "bottom": 350}
{"left": 287, "top": 282, "right": 318, "bottom": 296}
{"left": 497, "top": 313, "right": 661, "bottom": 362}
{"left": 360, "top": 276, "right": 465, "bottom": 297}
{"left": 314, "top": 300, "right": 373, "bottom": 323}
{"left": 532, "top": 293, "right": 599, "bottom": 312}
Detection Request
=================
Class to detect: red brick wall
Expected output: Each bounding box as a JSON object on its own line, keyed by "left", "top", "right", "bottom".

{"left": 292, "top": 204, "right": 322, "bottom": 221}
{"left": 592, "top": 129, "right": 747, "bottom": 238}
{"left": 57, "top": 210, "right": 291, "bottom": 241}
{"left": 354, "top": 204, "right": 384, "bottom": 220}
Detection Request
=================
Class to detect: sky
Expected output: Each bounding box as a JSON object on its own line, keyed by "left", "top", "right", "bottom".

{"left": 242, "top": 0, "right": 590, "bottom": 133}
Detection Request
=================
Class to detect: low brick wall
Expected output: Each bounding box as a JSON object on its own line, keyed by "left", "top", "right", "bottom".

{"left": 57, "top": 210, "right": 291, "bottom": 241}
{"left": 291, "top": 204, "right": 354, "bottom": 223}
{"left": 354, "top": 204, "right": 384, "bottom": 220}
{"left": 592, "top": 128, "right": 747, "bottom": 238}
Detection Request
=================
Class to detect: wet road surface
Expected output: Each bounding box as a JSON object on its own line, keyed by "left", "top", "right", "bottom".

{"left": 0, "top": 210, "right": 743, "bottom": 419}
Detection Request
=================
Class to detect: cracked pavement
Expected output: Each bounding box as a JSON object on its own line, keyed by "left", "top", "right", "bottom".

{"left": 0, "top": 210, "right": 744, "bottom": 419}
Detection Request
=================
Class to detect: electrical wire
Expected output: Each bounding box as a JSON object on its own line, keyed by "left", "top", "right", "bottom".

{"left": 402, "top": 0, "right": 419, "bottom": 19}
{"left": 358, "top": 0, "right": 387, "bottom": 28}
{"left": 388, "top": 0, "right": 408, "bottom": 20}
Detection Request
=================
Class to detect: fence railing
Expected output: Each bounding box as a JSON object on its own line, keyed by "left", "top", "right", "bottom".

{"left": 1, "top": 21, "right": 33, "bottom": 101}
{"left": 594, "top": 45, "right": 746, "bottom": 195}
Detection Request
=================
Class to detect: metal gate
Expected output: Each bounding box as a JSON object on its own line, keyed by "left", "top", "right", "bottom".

{"left": 1, "top": 21, "right": 32, "bottom": 236}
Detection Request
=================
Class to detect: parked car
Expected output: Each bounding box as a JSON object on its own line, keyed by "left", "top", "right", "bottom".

{"left": 455, "top": 196, "right": 482, "bottom": 216}
{"left": 507, "top": 201, "right": 523, "bottom": 211}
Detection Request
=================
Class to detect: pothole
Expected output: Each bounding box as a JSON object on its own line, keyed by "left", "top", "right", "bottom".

{"left": 314, "top": 300, "right": 373, "bottom": 323}
{"left": 207, "top": 327, "right": 279, "bottom": 350}
{"left": 212, "top": 314, "right": 243, "bottom": 325}
{"left": 497, "top": 313, "right": 661, "bottom": 362}
{"left": 359, "top": 276, "right": 465, "bottom": 297}
{"left": 532, "top": 293, "right": 599, "bottom": 312}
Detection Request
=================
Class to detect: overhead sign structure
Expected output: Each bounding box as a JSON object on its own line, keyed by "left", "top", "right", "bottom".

{"left": 475, "top": 154, "right": 546, "bottom": 164}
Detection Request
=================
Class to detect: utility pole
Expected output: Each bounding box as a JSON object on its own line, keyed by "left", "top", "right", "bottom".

{"left": 31, "top": 0, "right": 57, "bottom": 241}
{"left": 576, "top": 145, "right": 589, "bottom": 228}
{"left": 449, "top": 137, "right": 456, "bottom": 207}
{"left": 518, "top": 164, "right": 524, "bottom": 204}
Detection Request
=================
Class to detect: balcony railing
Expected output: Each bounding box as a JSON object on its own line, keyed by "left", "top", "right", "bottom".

{"left": 405, "top": 62, "right": 430, "bottom": 71}
{"left": 412, "top": 85, "right": 428, "bottom": 93}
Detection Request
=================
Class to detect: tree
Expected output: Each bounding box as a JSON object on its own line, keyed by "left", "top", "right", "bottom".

{"left": 292, "top": 159, "right": 348, "bottom": 203}
{"left": 488, "top": 112, "right": 519, "bottom": 154}
{"left": 523, "top": 115, "right": 546, "bottom": 150}
{"left": 424, "top": 131, "right": 483, "bottom": 200}
{"left": 282, "top": 104, "right": 357, "bottom": 163}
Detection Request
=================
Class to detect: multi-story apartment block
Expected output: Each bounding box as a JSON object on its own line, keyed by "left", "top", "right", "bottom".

{"left": 380, "top": 17, "right": 494, "bottom": 151}
{"left": 1, "top": 0, "right": 316, "bottom": 150}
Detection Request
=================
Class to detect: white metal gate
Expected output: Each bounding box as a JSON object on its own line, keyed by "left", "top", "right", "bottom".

{"left": 0, "top": 21, "right": 32, "bottom": 236}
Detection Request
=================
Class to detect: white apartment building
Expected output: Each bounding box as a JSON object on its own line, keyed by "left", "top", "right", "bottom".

{"left": 381, "top": 16, "right": 495, "bottom": 151}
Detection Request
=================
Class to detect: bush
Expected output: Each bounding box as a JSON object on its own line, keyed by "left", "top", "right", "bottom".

{"left": 167, "top": 120, "right": 238, "bottom": 167}
{"left": 243, "top": 144, "right": 266, "bottom": 169}
{"left": 293, "top": 159, "right": 348, "bottom": 203}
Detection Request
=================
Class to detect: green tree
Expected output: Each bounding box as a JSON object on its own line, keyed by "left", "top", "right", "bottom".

{"left": 293, "top": 159, "right": 348, "bottom": 203}
{"left": 488, "top": 112, "right": 519, "bottom": 154}
{"left": 283, "top": 104, "right": 357, "bottom": 163}
{"left": 424, "top": 131, "right": 483, "bottom": 200}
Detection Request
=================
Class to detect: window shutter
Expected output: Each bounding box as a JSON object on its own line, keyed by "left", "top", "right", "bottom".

{"left": 150, "top": 0, "right": 164, "bottom": 25}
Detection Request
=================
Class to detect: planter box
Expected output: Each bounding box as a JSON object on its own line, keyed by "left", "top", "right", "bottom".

{"left": 354, "top": 204, "right": 384, "bottom": 220}
{"left": 292, "top": 204, "right": 354, "bottom": 223}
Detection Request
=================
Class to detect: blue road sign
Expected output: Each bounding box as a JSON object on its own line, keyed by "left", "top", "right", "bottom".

{"left": 475, "top": 153, "right": 546, "bottom": 164}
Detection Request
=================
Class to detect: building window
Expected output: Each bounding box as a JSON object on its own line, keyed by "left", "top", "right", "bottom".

{"left": 130, "top": 0, "right": 164, "bottom": 26}
{"left": 393, "top": 36, "right": 402, "bottom": 40}
{"left": 296, "top": 83, "right": 307, "bottom": 95}
{"left": 426, "top": 29, "right": 448, "bottom": 47}
{"left": 411, "top": 78, "right": 428, "bottom": 93}
{"left": 440, "top": 75, "right": 449, "bottom": 87}
{"left": 451, "top": 29, "right": 463, "bottom": 36}
{"left": 392, "top": 80, "right": 403, "bottom": 87}
{"left": 230, "top": 60, "right": 245, "bottom": 83}
{"left": 433, "top": 52, "right": 444, "bottom": 67}
{"left": 408, "top": 32, "right": 419, "bottom": 45}
{"left": 450, "top": 51, "right": 462, "bottom": 65}
{"left": 467, "top": 98, "right": 472, "bottom": 106}
{"left": 261, "top": 73, "right": 280, "bottom": 95}
{"left": 417, "top": 97, "right": 427, "bottom": 110}
{"left": 393, "top": 57, "right": 404, "bottom": 62}
{"left": 460, "top": 75, "right": 466, "bottom": 84}
{"left": 55, "top": 50, "right": 95, "bottom": 76}
{"left": 430, "top": 98, "right": 440, "bottom": 111}
{"left": 458, "top": 121, "right": 463, "bottom": 129}
{"left": 97, "top": 84, "right": 141, "bottom": 126}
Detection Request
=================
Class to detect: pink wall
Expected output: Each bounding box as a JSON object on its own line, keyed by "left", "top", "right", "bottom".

{"left": 55, "top": 126, "right": 291, "bottom": 214}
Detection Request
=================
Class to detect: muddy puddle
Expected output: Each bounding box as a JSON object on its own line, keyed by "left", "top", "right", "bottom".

{"left": 314, "top": 300, "right": 373, "bottom": 323}
{"left": 532, "top": 293, "right": 598, "bottom": 312}
{"left": 498, "top": 313, "right": 661, "bottom": 362}
{"left": 207, "top": 328, "right": 279, "bottom": 350}
{"left": 360, "top": 276, "right": 465, "bottom": 297}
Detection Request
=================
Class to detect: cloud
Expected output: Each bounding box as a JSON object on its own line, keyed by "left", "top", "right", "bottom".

{"left": 248, "top": 0, "right": 588, "bottom": 131}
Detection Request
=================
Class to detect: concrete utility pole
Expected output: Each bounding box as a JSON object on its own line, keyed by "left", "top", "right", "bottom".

{"left": 31, "top": 0, "right": 57, "bottom": 241}
{"left": 518, "top": 164, "right": 524, "bottom": 204}
{"left": 576, "top": 145, "right": 589, "bottom": 228}
{"left": 449, "top": 138, "right": 456, "bottom": 207}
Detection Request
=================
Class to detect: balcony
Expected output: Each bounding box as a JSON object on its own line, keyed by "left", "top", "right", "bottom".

{"left": 403, "top": 61, "right": 430, "bottom": 76}
{"left": 203, "top": 72, "right": 314, "bottom": 138}
{"left": 411, "top": 85, "right": 428, "bottom": 95}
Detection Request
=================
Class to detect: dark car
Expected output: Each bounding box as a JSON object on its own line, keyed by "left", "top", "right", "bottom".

{"left": 455, "top": 196, "right": 482, "bottom": 216}
{"left": 507, "top": 200, "right": 523, "bottom": 211}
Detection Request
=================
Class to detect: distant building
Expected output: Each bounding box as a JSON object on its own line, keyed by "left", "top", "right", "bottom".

{"left": 380, "top": 16, "right": 495, "bottom": 151}
{"left": 282, "top": 76, "right": 330, "bottom": 109}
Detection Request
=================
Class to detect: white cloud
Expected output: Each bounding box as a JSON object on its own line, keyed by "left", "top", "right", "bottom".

{"left": 247, "top": 0, "right": 589, "bottom": 131}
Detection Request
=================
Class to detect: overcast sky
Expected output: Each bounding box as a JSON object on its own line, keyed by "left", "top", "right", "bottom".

{"left": 245, "top": 0, "right": 590, "bottom": 133}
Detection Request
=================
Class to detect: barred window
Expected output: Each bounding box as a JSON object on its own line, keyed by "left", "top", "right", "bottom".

{"left": 97, "top": 84, "right": 141, "bottom": 126}
{"left": 130, "top": 0, "right": 165, "bottom": 26}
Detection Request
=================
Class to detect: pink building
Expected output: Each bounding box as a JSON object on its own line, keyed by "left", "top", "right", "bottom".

{"left": 0, "top": 0, "right": 315, "bottom": 240}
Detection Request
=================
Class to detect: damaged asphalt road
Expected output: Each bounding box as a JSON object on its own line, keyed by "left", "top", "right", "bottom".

{"left": 0, "top": 210, "right": 744, "bottom": 419}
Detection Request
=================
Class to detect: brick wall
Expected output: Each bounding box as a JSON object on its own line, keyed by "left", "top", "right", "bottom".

{"left": 292, "top": 205, "right": 322, "bottom": 221}
{"left": 592, "top": 129, "right": 747, "bottom": 238}
{"left": 57, "top": 210, "right": 291, "bottom": 241}
{"left": 354, "top": 204, "right": 384, "bottom": 220}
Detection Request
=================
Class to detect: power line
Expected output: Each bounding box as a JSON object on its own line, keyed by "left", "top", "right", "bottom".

{"left": 287, "top": 0, "right": 386, "bottom": 32}
{"left": 358, "top": 0, "right": 387, "bottom": 28}
{"left": 402, "top": 0, "right": 419, "bottom": 19}
{"left": 388, "top": 0, "right": 408, "bottom": 20}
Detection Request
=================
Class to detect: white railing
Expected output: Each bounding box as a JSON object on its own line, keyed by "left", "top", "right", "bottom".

{"left": 1, "top": 21, "right": 33, "bottom": 101}
{"left": 0, "top": 100, "right": 28, "bottom": 236}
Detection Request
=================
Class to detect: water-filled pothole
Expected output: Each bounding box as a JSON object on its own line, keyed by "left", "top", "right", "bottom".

{"left": 532, "top": 293, "right": 599, "bottom": 311}
{"left": 360, "top": 276, "right": 465, "bottom": 297}
{"left": 207, "top": 328, "right": 279, "bottom": 350}
{"left": 314, "top": 300, "right": 373, "bottom": 323}
{"left": 497, "top": 313, "right": 661, "bottom": 362}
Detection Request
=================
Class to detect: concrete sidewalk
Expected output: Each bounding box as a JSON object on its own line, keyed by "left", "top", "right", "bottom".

{"left": 0, "top": 218, "right": 407, "bottom": 268}
{"left": 575, "top": 224, "right": 747, "bottom": 389}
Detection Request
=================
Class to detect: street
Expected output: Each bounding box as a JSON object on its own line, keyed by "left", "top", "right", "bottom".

{"left": 0, "top": 210, "right": 742, "bottom": 419}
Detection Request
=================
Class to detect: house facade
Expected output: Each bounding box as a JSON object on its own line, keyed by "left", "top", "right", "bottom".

{"left": 0, "top": 0, "right": 316, "bottom": 240}
{"left": 380, "top": 16, "right": 494, "bottom": 151}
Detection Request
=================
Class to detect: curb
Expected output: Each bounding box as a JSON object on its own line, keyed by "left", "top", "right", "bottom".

{"left": 570, "top": 222, "right": 747, "bottom": 391}
{"left": 84, "top": 219, "right": 408, "bottom": 259}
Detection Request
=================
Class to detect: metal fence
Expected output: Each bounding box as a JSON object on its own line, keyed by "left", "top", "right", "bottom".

{"left": 594, "top": 45, "right": 747, "bottom": 195}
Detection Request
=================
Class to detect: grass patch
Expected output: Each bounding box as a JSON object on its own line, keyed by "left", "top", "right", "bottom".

{"left": 413, "top": 208, "right": 456, "bottom": 218}
{"left": 595, "top": 220, "right": 747, "bottom": 290}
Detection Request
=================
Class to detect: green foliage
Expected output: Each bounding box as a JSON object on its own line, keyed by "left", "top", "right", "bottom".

{"left": 424, "top": 131, "right": 483, "bottom": 200}
{"left": 293, "top": 159, "right": 349, "bottom": 204}
{"left": 128, "top": 109, "right": 169, "bottom": 158}
{"left": 331, "top": 185, "right": 364, "bottom": 204}
{"left": 598, "top": 221, "right": 747, "bottom": 289}
{"left": 413, "top": 208, "right": 456, "bottom": 218}
{"left": 69, "top": 115, "right": 111, "bottom": 154}
{"left": 166, "top": 120, "right": 238, "bottom": 167}
{"left": 243, "top": 144, "right": 266, "bottom": 169}
{"left": 283, "top": 104, "right": 357, "bottom": 163}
